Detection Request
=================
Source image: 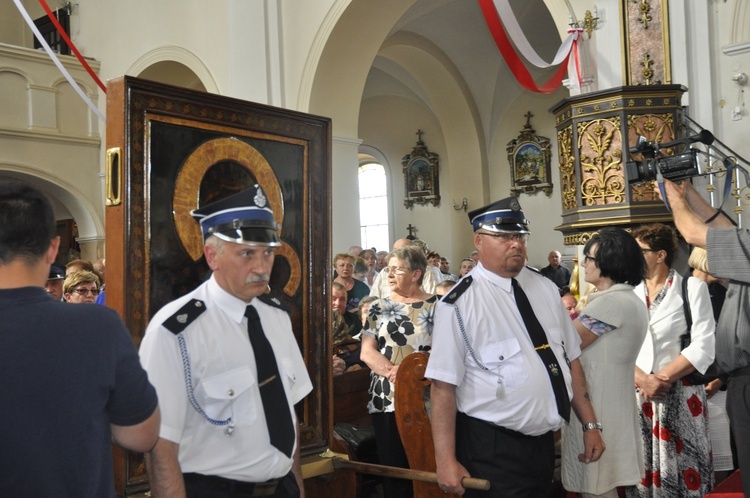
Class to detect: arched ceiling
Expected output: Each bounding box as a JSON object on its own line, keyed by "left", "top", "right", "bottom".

{"left": 310, "top": 0, "right": 564, "bottom": 141}
{"left": 364, "top": 0, "right": 562, "bottom": 144}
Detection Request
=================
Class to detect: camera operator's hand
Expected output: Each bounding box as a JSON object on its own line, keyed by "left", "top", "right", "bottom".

{"left": 658, "top": 178, "right": 689, "bottom": 207}
{"left": 659, "top": 179, "right": 709, "bottom": 247}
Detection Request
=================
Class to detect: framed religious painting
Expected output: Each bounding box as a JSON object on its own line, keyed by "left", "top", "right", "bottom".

{"left": 105, "top": 76, "right": 331, "bottom": 495}
{"left": 507, "top": 112, "right": 553, "bottom": 196}
{"left": 403, "top": 129, "right": 440, "bottom": 208}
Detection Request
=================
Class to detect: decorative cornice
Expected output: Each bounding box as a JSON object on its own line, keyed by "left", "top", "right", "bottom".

{"left": 722, "top": 42, "right": 750, "bottom": 56}
{"left": 332, "top": 135, "right": 363, "bottom": 147}
{"left": 0, "top": 42, "right": 100, "bottom": 70}
{"left": 0, "top": 127, "right": 100, "bottom": 146}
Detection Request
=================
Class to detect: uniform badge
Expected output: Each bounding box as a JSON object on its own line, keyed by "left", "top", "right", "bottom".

{"left": 509, "top": 197, "right": 521, "bottom": 212}
{"left": 254, "top": 187, "right": 267, "bottom": 208}
{"left": 549, "top": 363, "right": 560, "bottom": 376}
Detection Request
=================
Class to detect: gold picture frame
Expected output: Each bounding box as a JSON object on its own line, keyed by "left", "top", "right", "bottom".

{"left": 507, "top": 112, "right": 553, "bottom": 196}
{"left": 403, "top": 129, "right": 440, "bottom": 209}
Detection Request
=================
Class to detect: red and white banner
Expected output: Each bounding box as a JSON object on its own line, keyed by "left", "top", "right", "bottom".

{"left": 478, "top": 0, "right": 582, "bottom": 93}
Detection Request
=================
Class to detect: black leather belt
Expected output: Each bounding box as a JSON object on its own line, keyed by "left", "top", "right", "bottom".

{"left": 183, "top": 472, "right": 281, "bottom": 496}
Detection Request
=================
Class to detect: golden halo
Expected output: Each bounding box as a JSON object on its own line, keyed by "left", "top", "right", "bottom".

{"left": 172, "top": 137, "right": 283, "bottom": 261}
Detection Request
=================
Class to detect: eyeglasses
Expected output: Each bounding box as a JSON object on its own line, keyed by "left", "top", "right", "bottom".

{"left": 583, "top": 255, "right": 597, "bottom": 264}
{"left": 477, "top": 232, "right": 528, "bottom": 243}
{"left": 384, "top": 266, "right": 410, "bottom": 275}
{"left": 73, "top": 288, "right": 99, "bottom": 296}
{"left": 641, "top": 249, "right": 657, "bottom": 254}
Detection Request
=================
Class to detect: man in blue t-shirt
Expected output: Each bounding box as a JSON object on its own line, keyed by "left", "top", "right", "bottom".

{"left": 0, "top": 181, "right": 160, "bottom": 497}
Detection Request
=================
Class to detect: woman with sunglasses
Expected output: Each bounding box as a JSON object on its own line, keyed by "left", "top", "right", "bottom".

{"left": 628, "top": 223, "right": 715, "bottom": 497}
{"left": 63, "top": 270, "right": 101, "bottom": 304}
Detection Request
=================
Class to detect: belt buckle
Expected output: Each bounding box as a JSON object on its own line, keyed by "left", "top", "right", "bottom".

{"left": 253, "top": 480, "right": 279, "bottom": 496}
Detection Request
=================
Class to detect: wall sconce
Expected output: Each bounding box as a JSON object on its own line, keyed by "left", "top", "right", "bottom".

{"left": 453, "top": 198, "right": 468, "bottom": 212}
{"left": 569, "top": 6, "right": 599, "bottom": 39}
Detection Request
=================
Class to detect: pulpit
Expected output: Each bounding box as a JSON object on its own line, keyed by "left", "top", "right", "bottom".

{"left": 550, "top": 85, "right": 687, "bottom": 244}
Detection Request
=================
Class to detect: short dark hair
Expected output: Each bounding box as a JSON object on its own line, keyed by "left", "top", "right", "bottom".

{"left": 583, "top": 227, "right": 645, "bottom": 286}
{"left": 0, "top": 181, "right": 56, "bottom": 265}
{"left": 631, "top": 223, "right": 678, "bottom": 268}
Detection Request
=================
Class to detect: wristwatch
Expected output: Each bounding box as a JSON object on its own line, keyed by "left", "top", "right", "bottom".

{"left": 582, "top": 422, "right": 603, "bottom": 432}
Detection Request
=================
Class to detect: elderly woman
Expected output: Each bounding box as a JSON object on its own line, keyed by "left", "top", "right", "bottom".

{"left": 628, "top": 223, "right": 715, "bottom": 497}
{"left": 334, "top": 252, "right": 371, "bottom": 313}
{"left": 361, "top": 246, "right": 437, "bottom": 498}
{"left": 63, "top": 270, "right": 100, "bottom": 304}
{"left": 561, "top": 228, "right": 649, "bottom": 498}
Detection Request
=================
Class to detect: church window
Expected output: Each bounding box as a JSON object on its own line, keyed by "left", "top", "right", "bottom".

{"left": 358, "top": 162, "right": 389, "bottom": 251}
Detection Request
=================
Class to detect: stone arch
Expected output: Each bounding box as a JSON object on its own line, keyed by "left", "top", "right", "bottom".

{"left": 127, "top": 45, "right": 218, "bottom": 93}
{"left": 0, "top": 164, "right": 104, "bottom": 248}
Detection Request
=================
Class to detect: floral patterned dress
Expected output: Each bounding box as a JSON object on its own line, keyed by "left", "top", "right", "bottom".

{"left": 627, "top": 272, "right": 714, "bottom": 497}
{"left": 362, "top": 295, "right": 437, "bottom": 413}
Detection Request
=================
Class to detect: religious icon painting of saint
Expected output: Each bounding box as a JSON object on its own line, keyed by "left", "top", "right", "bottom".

{"left": 403, "top": 129, "right": 440, "bottom": 208}
{"left": 507, "top": 112, "right": 553, "bottom": 197}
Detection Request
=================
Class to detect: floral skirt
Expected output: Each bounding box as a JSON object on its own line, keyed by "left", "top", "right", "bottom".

{"left": 626, "top": 380, "right": 714, "bottom": 497}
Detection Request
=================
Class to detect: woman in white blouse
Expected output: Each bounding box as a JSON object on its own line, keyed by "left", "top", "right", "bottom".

{"left": 628, "top": 223, "right": 715, "bottom": 497}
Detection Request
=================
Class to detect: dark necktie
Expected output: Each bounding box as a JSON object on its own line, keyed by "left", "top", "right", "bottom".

{"left": 245, "top": 305, "right": 295, "bottom": 457}
{"left": 511, "top": 278, "right": 571, "bottom": 422}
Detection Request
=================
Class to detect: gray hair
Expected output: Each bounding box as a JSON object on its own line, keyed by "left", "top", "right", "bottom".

{"left": 388, "top": 246, "right": 427, "bottom": 285}
{"left": 205, "top": 235, "right": 225, "bottom": 253}
{"left": 411, "top": 239, "right": 428, "bottom": 255}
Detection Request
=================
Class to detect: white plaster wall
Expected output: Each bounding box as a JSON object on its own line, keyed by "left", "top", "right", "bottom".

{"left": 714, "top": 0, "right": 750, "bottom": 162}
{"left": 0, "top": 44, "right": 104, "bottom": 252}
{"left": 486, "top": 86, "right": 570, "bottom": 269}
{"left": 358, "top": 95, "right": 476, "bottom": 264}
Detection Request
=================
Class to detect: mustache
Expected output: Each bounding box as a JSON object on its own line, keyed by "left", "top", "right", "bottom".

{"left": 245, "top": 274, "right": 270, "bottom": 284}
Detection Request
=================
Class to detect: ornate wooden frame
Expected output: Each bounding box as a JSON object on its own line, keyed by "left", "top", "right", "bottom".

{"left": 507, "top": 112, "right": 553, "bottom": 197}
{"left": 105, "top": 76, "right": 331, "bottom": 495}
{"left": 403, "top": 130, "right": 440, "bottom": 208}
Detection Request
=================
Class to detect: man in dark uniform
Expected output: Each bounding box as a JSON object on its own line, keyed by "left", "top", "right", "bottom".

{"left": 140, "top": 185, "right": 312, "bottom": 498}
{"left": 425, "top": 196, "right": 604, "bottom": 497}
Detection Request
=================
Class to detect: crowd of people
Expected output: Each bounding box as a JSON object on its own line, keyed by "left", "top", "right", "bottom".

{"left": 2, "top": 178, "right": 749, "bottom": 498}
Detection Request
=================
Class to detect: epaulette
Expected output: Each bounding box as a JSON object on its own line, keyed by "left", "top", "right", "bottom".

{"left": 257, "top": 293, "right": 288, "bottom": 312}
{"left": 441, "top": 276, "right": 472, "bottom": 304}
{"left": 526, "top": 265, "right": 542, "bottom": 275}
{"left": 162, "top": 299, "right": 207, "bottom": 335}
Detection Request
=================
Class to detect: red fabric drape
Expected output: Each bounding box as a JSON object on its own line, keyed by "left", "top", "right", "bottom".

{"left": 478, "top": 0, "right": 572, "bottom": 94}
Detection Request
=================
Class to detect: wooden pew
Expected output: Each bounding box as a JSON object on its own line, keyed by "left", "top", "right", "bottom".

{"left": 394, "top": 352, "right": 460, "bottom": 498}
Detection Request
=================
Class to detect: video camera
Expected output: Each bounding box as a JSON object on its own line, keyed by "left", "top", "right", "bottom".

{"left": 626, "top": 130, "right": 715, "bottom": 184}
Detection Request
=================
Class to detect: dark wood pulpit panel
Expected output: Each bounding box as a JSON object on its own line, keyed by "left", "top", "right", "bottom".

{"left": 105, "top": 76, "right": 332, "bottom": 495}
